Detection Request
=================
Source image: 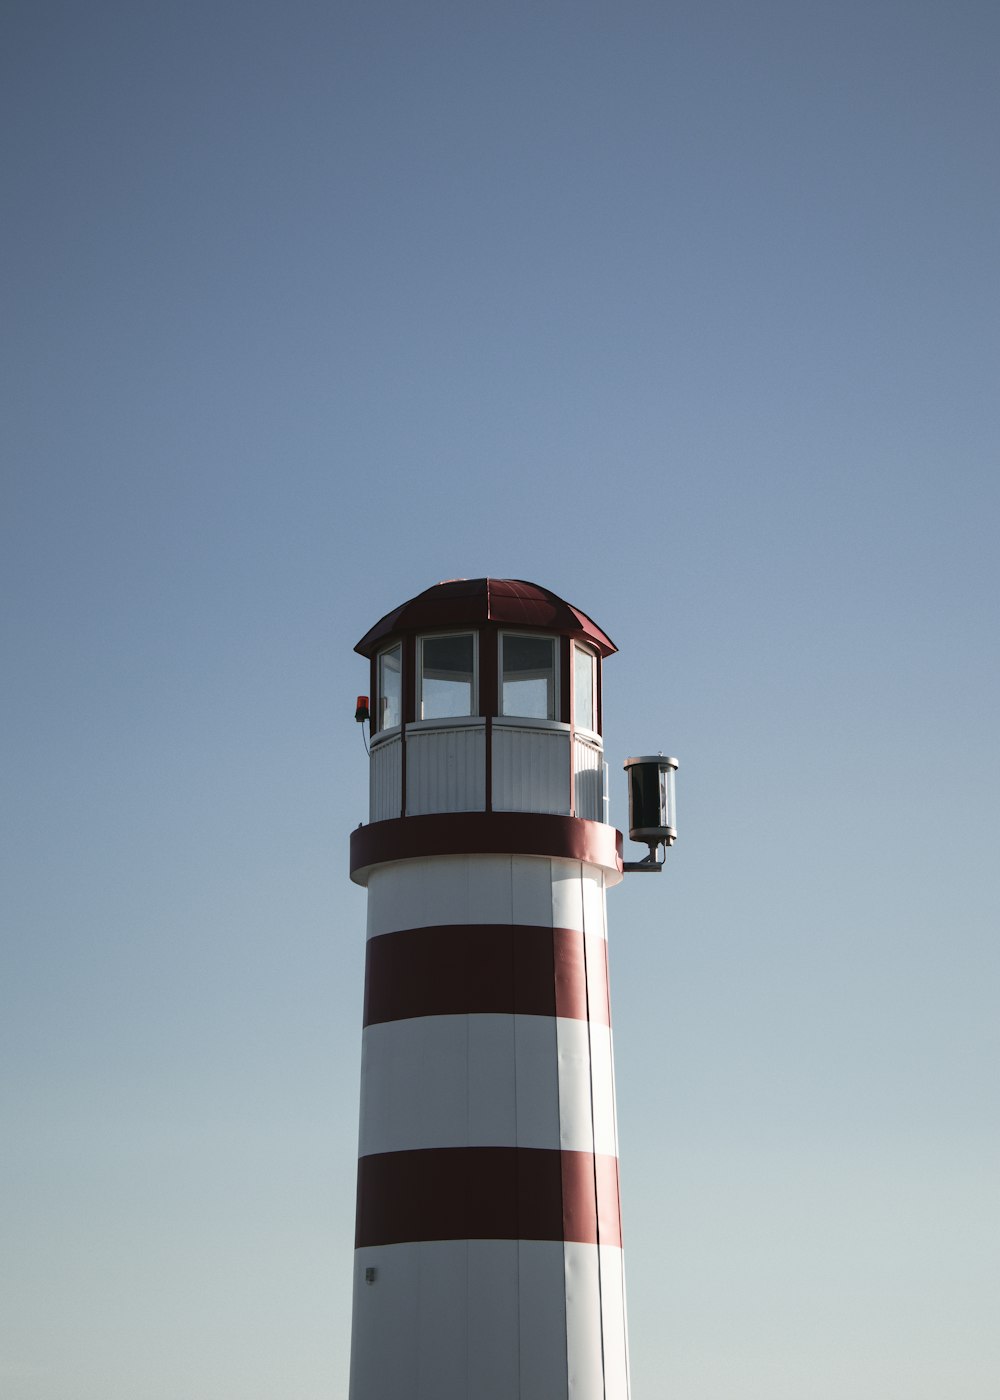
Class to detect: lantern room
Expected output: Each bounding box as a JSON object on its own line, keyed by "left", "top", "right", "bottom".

{"left": 354, "top": 578, "right": 616, "bottom": 826}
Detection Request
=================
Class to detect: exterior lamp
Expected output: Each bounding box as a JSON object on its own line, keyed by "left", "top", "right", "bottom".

{"left": 623, "top": 754, "right": 678, "bottom": 872}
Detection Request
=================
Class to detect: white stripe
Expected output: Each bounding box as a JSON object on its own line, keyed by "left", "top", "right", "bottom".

{"left": 414, "top": 1245, "right": 467, "bottom": 1399}
{"left": 598, "top": 1242, "right": 631, "bottom": 1399}
{"left": 551, "top": 862, "right": 584, "bottom": 933}
{"left": 349, "top": 1242, "right": 628, "bottom": 1400}
{"left": 367, "top": 854, "right": 608, "bottom": 938}
{"left": 564, "top": 1241, "right": 605, "bottom": 1400}
{"left": 468, "top": 1239, "right": 521, "bottom": 1398}
{"left": 512, "top": 1014, "right": 560, "bottom": 1147}
{"left": 590, "top": 1024, "right": 618, "bottom": 1160}
{"left": 556, "top": 1018, "right": 616, "bottom": 1158}
{"left": 349, "top": 1243, "right": 422, "bottom": 1398}
{"left": 563, "top": 1243, "right": 630, "bottom": 1399}
{"left": 511, "top": 853, "right": 556, "bottom": 928}
{"left": 349, "top": 1240, "right": 569, "bottom": 1400}
{"left": 518, "top": 1239, "right": 570, "bottom": 1398}
{"left": 555, "top": 1014, "right": 593, "bottom": 1154}
{"left": 359, "top": 1015, "right": 617, "bottom": 1157}
{"left": 582, "top": 866, "right": 607, "bottom": 938}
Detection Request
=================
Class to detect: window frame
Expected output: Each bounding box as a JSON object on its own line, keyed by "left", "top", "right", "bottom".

{"left": 416, "top": 630, "right": 479, "bottom": 721}
{"left": 498, "top": 631, "right": 559, "bottom": 722}
{"left": 572, "top": 642, "right": 599, "bottom": 737}
{"left": 376, "top": 643, "right": 402, "bottom": 733}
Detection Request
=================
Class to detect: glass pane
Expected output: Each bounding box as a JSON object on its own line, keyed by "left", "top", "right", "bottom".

{"left": 574, "top": 646, "right": 595, "bottom": 731}
{"left": 502, "top": 635, "right": 555, "bottom": 719}
{"left": 421, "top": 634, "right": 475, "bottom": 718}
{"left": 378, "top": 646, "right": 401, "bottom": 731}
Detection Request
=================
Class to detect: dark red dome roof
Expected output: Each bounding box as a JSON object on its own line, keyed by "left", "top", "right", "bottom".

{"left": 355, "top": 578, "right": 617, "bottom": 658}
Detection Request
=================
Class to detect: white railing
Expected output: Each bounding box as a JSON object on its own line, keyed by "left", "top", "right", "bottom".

{"left": 369, "top": 732, "right": 402, "bottom": 822}
{"left": 370, "top": 720, "right": 607, "bottom": 824}
{"left": 405, "top": 721, "right": 486, "bottom": 815}
{"left": 573, "top": 734, "right": 605, "bottom": 822}
{"left": 492, "top": 722, "right": 572, "bottom": 815}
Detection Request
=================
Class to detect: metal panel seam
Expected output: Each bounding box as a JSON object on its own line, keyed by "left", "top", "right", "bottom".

{"left": 582, "top": 878, "right": 610, "bottom": 1399}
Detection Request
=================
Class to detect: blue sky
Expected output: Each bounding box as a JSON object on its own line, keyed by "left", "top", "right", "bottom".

{"left": 2, "top": 3, "right": 998, "bottom": 1397}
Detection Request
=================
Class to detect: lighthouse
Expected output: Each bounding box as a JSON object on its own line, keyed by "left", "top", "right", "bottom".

{"left": 347, "top": 579, "right": 675, "bottom": 1399}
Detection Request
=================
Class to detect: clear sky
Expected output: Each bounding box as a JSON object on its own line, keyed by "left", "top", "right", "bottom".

{"left": 2, "top": 2, "right": 997, "bottom": 1397}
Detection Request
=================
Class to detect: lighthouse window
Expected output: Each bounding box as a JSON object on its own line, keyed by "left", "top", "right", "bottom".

{"left": 377, "top": 645, "right": 401, "bottom": 731}
{"left": 418, "top": 633, "right": 476, "bottom": 719}
{"left": 501, "top": 634, "right": 557, "bottom": 720}
{"left": 574, "top": 644, "right": 597, "bottom": 733}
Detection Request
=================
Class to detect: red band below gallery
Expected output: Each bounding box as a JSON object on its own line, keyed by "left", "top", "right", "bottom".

{"left": 363, "top": 924, "right": 611, "bottom": 1028}
{"left": 350, "top": 812, "right": 624, "bottom": 884}
{"left": 355, "top": 1146, "right": 622, "bottom": 1249}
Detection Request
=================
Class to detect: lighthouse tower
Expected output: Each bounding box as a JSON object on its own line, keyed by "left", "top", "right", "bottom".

{"left": 348, "top": 578, "right": 630, "bottom": 1399}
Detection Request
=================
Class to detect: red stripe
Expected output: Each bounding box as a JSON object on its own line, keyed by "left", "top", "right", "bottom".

{"left": 363, "top": 924, "right": 609, "bottom": 1027}
{"left": 350, "top": 812, "right": 624, "bottom": 885}
{"left": 355, "top": 1147, "right": 622, "bottom": 1248}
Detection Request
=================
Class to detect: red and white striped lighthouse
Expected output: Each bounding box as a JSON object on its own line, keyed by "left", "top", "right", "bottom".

{"left": 348, "top": 578, "right": 631, "bottom": 1399}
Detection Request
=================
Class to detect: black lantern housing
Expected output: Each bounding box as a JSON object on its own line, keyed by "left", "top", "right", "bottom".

{"left": 623, "top": 754, "right": 678, "bottom": 871}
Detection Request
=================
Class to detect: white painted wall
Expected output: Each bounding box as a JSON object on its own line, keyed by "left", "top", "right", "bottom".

{"left": 369, "top": 733, "right": 402, "bottom": 822}
{"left": 365, "top": 854, "right": 608, "bottom": 939}
{"left": 352, "top": 853, "right": 628, "bottom": 1400}
{"left": 492, "top": 723, "right": 571, "bottom": 814}
{"left": 405, "top": 722, "right": 486, "bottom": 814}
{"left": 359, "top": 1013, "right": 616, "bottom": 1157}
{"left": 349, "top": 1239, "right": 629, "bottom": 1400}
{"left": 573, "top": 734, "right": 604, "bottom": 820}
